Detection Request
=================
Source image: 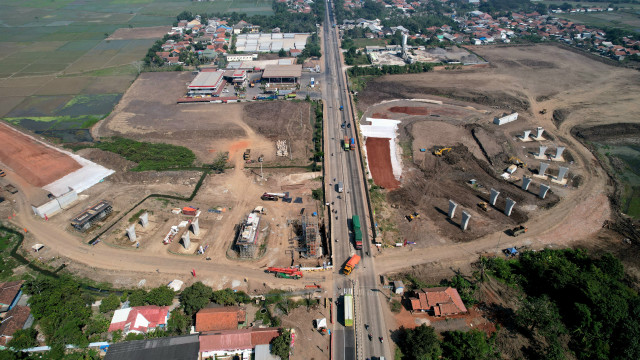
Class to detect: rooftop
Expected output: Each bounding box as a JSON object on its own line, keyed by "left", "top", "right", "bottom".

{"left": 199, "top": 328, "right": 280, "bottom": 352}
{"left": 0, "top": 305, "right": 31, "bottom": 346}
{"left": 104, "top": 335, "right": 200, "bottom": 360}
{"left": 262, "top": 64, "right": 302, "bottom": 78}
{"left": 196, "top": 306, "right": 245, "bottom": 332}
{"left": 189, "top": 71, "right": 224, "bottom": 88}
{"left": 0, "top": 281, "right": 24, "bottom": 307}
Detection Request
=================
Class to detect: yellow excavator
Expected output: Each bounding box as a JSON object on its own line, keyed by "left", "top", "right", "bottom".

{"left": 508, "top": 156, "right": 527, "bottom": 168}
{"left": 433, "top": 147, "right": 452, "bottom": 156}
{"left": 477, "top": 202, "right": 489, "bottom": 212}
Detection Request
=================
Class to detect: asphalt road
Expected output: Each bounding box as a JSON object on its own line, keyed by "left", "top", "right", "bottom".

{"left": 321, "top": 1, "right": 390, "bottom": 359}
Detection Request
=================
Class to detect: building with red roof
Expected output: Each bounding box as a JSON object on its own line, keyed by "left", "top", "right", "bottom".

{"left": 0, "top": 305, "right": 32, "bottom": 346}
{"left": 0, "top": 281, "right": 24, "bottom": 313}
{"left": 108, "top": 305, "right": 170, "bottom": 335}
{"left": 196, "top": 306, "right": 246, "bottom": 332}
{"left": 409, "top": 287, "right": 467, "bottom": 317}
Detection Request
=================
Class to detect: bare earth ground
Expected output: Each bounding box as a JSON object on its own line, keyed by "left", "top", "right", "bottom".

{"left": 365, "top": 138, "right": 400, "bottom": 190}
{"left": 356, "top": 44, "right": 640, "bottom": 278}
{"left": 94, "top": 72, "right": 312, "bottom": 165}
{"left": 0, "top": 122, "right": 81, "bottom": 187}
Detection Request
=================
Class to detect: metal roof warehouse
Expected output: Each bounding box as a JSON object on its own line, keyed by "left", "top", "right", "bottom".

{"left": 261, "top": 64, "right": 302, "bottom": 83}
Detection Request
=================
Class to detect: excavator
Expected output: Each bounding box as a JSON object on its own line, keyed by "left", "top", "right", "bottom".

{"left": 508, "top": 156, "right": 527, "bottom": 168}
{"left": 433, "top": 147, "right": 452, "bottom": 156}
{"left": 477, "top": 202, "right": 489, "bottom": 212}
{"left": 406, "top": 212, "right": 420, "bottom": 222}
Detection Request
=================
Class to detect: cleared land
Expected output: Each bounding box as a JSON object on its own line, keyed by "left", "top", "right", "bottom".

{"left": 95, "top": 72, "right": 313, "bottom": 164}
{"left": 365, "top": 137, "right": 400, "bottom": 190}
{"left": 0, "top": 123, "right": 80, "bottom": 187}
{"left": 355, "top": 44, "right": 639, "bottom": 265}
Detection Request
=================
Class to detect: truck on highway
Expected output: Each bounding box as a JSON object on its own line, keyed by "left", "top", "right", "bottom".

{"left": 344, "top": 291, "right": 353, "bottom": 327}
{"left": 352, "top": 215, "right": 362, "bottom": 249}
{"left": 343, "top": 136, "right": 350, "bottom": 151}
{"left": 343, "top": 254, "right": 361, "bottom": 275}
{"left": 350, "top": 137, "right": 355, "bottom": 150}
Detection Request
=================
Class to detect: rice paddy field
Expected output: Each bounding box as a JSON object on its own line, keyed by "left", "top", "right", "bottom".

{"left": 0, "top": 0, "right": 273, "bottom": 141}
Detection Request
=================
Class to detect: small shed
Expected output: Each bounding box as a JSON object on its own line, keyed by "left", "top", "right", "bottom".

{"left": 393, "top": 280, "right": 405, "bottom": 294}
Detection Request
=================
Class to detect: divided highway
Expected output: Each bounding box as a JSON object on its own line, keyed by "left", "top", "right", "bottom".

{"left": 321, "top": 1, "right": 390, "bottom": 359}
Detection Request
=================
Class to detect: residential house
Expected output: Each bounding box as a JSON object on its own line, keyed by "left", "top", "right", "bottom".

{"left": 0, "top": 281, "right": 24, "bottom": 313}
{"left": 108, "top": 305, "right": 170, "bottom": 335}
{"left": 409, "top": 287, "right": 468, "bottom": 316}
{"left": 0, "top": 305, "right": 32, "bottom": 346}
{"left": 104, "top": 334, "right": 200, "bottom": 360}
{"left": 199, "top": 328, "right": 280, "bottom": 359}
{"left": 196, "top": 306, "right": 246, "bottom": 332}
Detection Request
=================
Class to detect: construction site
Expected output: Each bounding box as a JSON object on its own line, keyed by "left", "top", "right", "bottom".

{"left": 354, "top": 44, "right": 638, "bottom": 261}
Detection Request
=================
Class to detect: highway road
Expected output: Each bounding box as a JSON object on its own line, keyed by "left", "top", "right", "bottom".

{"left": 321, "top": 1, "right": 390, "bottom": 359}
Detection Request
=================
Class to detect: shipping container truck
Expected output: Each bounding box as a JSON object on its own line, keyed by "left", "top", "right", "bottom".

{"left": 343, "top": 254, "right": 361, "bottom": 275}
{"left": 343, "top": 136, "right": 350, "bottom": 151}
{"left": 350, "top": 137, "right": 355, "bottom": 150}
{"left": 352, "top": 215, "right": 362, "bottom": 249}
{"left": 344, "top": 292, "right": 353, "bottom": 327}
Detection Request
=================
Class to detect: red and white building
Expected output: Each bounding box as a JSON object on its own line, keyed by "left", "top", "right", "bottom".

{"left": 108, "top": 305, "right": 171, "bottom": 335}
{"left": 187, "top": 70, "right": 226, "bottom": 97}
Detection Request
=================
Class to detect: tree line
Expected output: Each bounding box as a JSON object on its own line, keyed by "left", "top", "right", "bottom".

{"left": 348, "top": 62, "right": 435, "bottom": 77}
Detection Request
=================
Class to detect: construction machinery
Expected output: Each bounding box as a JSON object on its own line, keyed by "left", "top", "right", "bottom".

{"left": 539, "top": 109, "right": 547, "bottom": 114}
{"left": 406, "top": 212, "right": 420, "bottom": 222}
{"left": 243, "top": 149, "right": 251, "bottom": 160}
{"left": 477, "top": 202, "right": 489, "bottom": 212}
{"left": 510, "top": 225, "right": 528, "bottom": 237}
{"left": 343, "top": 254, "right": 361, "bottom": 275}
{"left": 266, "top": 267, "right": 303, "bottom": 279}
{"left": 261, "top": 193, "right": 278, "bottom": 201}
{"left": 508, "top": 156, "right": 527, "bottom": 168}
{"left": 0, "top": 170, "right": 5, "bottom": 177}
{"left": 433, "top": 147, "right": 452, "bottom": 156}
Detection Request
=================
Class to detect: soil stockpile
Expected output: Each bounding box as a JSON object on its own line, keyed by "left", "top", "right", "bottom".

{"left": 366, "top": 137, "right": 400, "bottom": 190}
{"left": 0, "top": 123, "right": 81, "bottom": 186}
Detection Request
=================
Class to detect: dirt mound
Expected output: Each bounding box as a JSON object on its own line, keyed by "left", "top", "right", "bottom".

{"left": 0, "top": 123, "right": 81, "bottom": 187}
{"left": 552, "top": 108, "right": 570, "bottom": 128}
{"left": 365, "top": 137, "right": 400, "bottom": 190}
{"left": 572, "top": 123, "right": 640, "bottom": 142}
{"left": 389, "top": 106, "right": 429, "bottom": 115}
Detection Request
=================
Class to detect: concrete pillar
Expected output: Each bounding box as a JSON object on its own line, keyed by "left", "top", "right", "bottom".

{"left": 191, "top": 217, "right": 200, "bottom": 235}
{"left": 522, "top": 130, "right": 531, "bottom": 140}
{"left": 555, "top": 147, "right": 565, "bottom": 160}
{"left": 139, "top": 212, "right": 149, "bottom": 227}
{"left": 521, "top": 176, "right": 532, "bottom": 191}
{"left": 126, "top": 224, "right": 136, "bottom": 242}
{"left": 461, "top": 211, "right": 471, "bottom": 231}
{"left": 504, "top": 198, "right": 516, "bottom": 217}
{"left": 536, "top": 126, "right": 544, "bottom": 138}
{"left": 538, "top": 145, "right": 547, "bottom": 157}
{"left": 181, "top": 231, "right": 191, "bottom": 249}
{"left": 557, "top": 166, "right": 569, "bottom": 180}
{"left": 448, "top": 200, "right": 458, "bottom": 219}
{"left": 489, "top": 188, "right": 500, "bottom": 206}
{"left": 539, "top": 184, "right": 550, "bottom": 199}
{"left": 539, "top": 162, "right": 549, "bottom": 176}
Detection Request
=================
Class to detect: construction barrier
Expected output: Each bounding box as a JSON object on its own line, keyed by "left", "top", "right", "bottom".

{"left": 300, "top": 265, "right": 334, "bottom": 272}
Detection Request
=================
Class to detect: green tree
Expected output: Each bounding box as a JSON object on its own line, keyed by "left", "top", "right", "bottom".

{"left": 167, "top": 310, "right": 192, "bottom": 335}
{"left": 516, "top": 295, "right": 565, "bottom": 337}
{"left": 146, "top": 286, "right": 174, "bottom": 306}
{"left": 401, "top": 324, "right": 442, "bottom": 360}
{"left": 128, "top": 289, "right": 147, "bottom": 307}
{"left": 441, "top": 330, "right": 500, "bottom": 360}
{"left": 6, "top": 328, "right": 38, "bottom": 350}
{"left": 271, "top": 330, "right": 291, "bottom": 360}
{"left": 180, "top": 282, "right": 213, "bottom": 316}
{"left": 99, "top": 293, "right": 121, "bottom": 313}
{"left": 211, "top": 289, "right": 251, "bottom": 306}
{"left": 278, "top": 48, "right": 287, "bottom": 57}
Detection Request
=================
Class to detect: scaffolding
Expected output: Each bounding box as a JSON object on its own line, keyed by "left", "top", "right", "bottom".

{"left": 301, "top": 215, "right": 321, "bottom": 258}
{"left": 236, "top": 213, "right": 260, "bottom": 258}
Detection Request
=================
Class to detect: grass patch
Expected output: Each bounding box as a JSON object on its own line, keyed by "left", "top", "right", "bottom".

{"left": 95, "top": 137, "right": 196, "bottom": 171}
{"left": 352, "top": 37, "right": 387, "bottom": 48}
{"left": 128, "top": 209, "right": 147, "bottom": 223}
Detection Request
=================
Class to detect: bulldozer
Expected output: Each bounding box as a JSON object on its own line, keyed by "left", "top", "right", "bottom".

{"left": 433, "top": 147, "right": 452, "bottom": 156}
{"left": 508, "top": 156, "right": 527, "bottom": 168}
{"left": 477, "top": 202, "right": 489, "bottom": 212}
{"left": 406, "top": 212, "right": 420, "bottom": 222}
